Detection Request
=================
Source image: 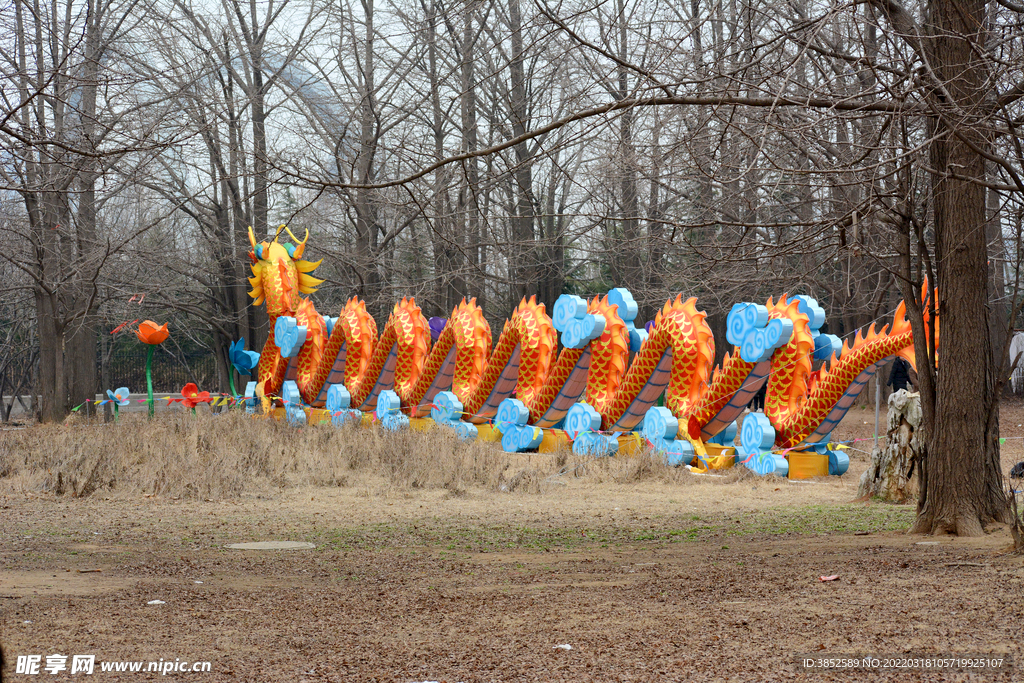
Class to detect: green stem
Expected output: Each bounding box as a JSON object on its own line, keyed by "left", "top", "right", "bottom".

{"left": 146, "top": 345, "right": 155, "bottom": 419}
{"left": 229, "top": 370, "right": 237, "bottom": 403}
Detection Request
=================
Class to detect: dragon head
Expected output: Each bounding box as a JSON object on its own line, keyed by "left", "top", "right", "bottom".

{"left": 247, "top": 225, "right": 324, "bottom": 317}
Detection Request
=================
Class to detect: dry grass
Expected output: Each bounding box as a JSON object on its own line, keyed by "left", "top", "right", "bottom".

{"left": 0, "top": 411, "right": 696, "bottom": 500}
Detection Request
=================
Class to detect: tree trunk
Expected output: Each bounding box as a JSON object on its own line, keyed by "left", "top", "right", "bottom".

{"left": 986, "top": 160, "right": 1008, "bottom": 381}
{"left": 643, "top": 113, "right": 665, "bottom": 323}
{"left": 425, "top": 0, "right": 449, "bottom": 316}
{"left": 536, "top": 146, "right": 565, "bottom": 310}
{"left": 858, "top": 390, "right": 922, "bottom": 503}
{"left": 613, "top": 0, "right": 642, "bottom": 303}
{"left": 100, "top": 318, "right": 112, "bottom": 422}
{"left": 457, "top": 2, "right": 480, "bottom": 307}
{"left": 912, "top": 0, "right": 1009, "bottom": 534}
{"left": 354, "top": 0, "right": 383, "bottom": 312}
{"left": 508, "top": 0, "right": 535, "bottom": 302}
{"left": 70, "top": 1, "right": 102, "bottom": 418}
{"left": 220, "top": 50, "right": 265, "bottom": 353}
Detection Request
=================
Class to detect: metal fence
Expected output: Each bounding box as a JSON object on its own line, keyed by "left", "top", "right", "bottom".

{"left": 105, "top": 345, "right": 220, "bottom": 394}
{"left": 1, "top": 343, "right": 221, "bottom": 400}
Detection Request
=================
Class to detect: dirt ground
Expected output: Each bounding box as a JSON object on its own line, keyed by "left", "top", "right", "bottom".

{"left": 2, "top": 402, "right": 1023, "bottom": 682}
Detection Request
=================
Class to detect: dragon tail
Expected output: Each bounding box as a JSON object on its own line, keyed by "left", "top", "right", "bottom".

{"left": 783, "top": 291, "right": 936, "bottom": 447}
{"left": 890, "top": 280, "right": 939, "bottom": 372}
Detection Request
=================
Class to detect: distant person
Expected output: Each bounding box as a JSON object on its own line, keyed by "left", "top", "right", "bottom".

{"left": 748, "top": 382, "right": 767, "bottom": 412}
{"left": 887, "top": 356, "right": 912, "bottom": 393}
{"left": 1011, "top": 461, "right": 1024, "bottom": 479}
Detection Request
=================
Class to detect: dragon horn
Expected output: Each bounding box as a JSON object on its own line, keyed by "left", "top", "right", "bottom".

{"left": 272, "top": 224, "right": 286, "bottom": 242}
{"left": 248, "top": 226, "right": 258, "bottom": 250}
{"left": 285, "top": 226, "right": 310, "bottom": 258}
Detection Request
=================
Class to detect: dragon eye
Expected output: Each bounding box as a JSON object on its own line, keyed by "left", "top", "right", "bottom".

{"left": 284, "top": 243, "right": 296, "bottom": 258}
{"left": 255, "top": 245, "right": 264, "bottom": 260}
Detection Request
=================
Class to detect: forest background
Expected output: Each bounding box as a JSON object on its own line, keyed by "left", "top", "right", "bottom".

{"left": 2, "top": 0, "right": 1022, "bottom": 534}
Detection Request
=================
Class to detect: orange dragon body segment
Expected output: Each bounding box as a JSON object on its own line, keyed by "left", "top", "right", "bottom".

{"left": 346, "top": 298, "right": 429, "bottom": 410}
{"left": 460, "top": 296, "right": 556, "bottom": 422}
{"left": 488, "top": 293, "right": 632, "bottom": 450}
{"left": 407, "top": 298, "right": 492, "bottom": 417}
{"left": 448, "top": 299, "right": 492, "bottom": 403}
{"left": 524, "top": 295, "right": 629, "bottom": 428}
{"left": 582, "top": 296, "right": 631, "bottom": 417}
{"left": 310, "top": 297, "right": 378, "bottom": 407}
{"left": 291, "top": 298, "right": 329, "bottom": 404}
{"left": 763, "top": 296, "right": 816, "bottom": 435}
{"left": 687, "top": 352, "right": 767, "bottom": 440}
{"left": 683, "top": 296, "right": 800, "bottom": 442}
{"left": 406, "top": 312, "right": 459, "bottom": 417}
{"left": 254, "top": 325, "right": 288, "bottom": 408}
{"left": 598, "top": 296, "right": 715, "bottom": 432}
{"left": 443, "top": 294, "right": 628, "bottom": 428}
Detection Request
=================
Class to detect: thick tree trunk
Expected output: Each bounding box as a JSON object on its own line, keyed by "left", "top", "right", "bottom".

{"left": 354, "top": 0, "right": 383, "bottom": 313}
{"left": 912, "top": 0, "right": 1009, "bottom": 534}
{"left": 458, "top": 5, "right": 481, "bottom": 308}
{"left": 66, "top": 317, "right": 98, "bottom": 417}
{"left": 32, "top": 190, "right": 73, "bottom": 422}
{"left": 425, "top": 0, "right": 449, "bottom": 317}
{"left": 612, "top": 0, "right": 642, "bottom": 304}
{"left": 35, "top": 292, "right": 64, "bottom": 423}
{"left": 508, "top": 0, "right": 535, "bottom": 302}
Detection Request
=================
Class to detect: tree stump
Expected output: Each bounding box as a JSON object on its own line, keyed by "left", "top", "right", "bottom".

{"left": 857, "top": 390, "right": 922, "bottom": 502}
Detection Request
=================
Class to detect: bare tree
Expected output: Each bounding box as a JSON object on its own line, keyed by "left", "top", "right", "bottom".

{"left": 0, "top": 0, "right": 168, "bottom": 420}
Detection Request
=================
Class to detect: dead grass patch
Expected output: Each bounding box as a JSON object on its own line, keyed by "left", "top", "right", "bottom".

{"left": 0, "top": 412, "right": 515, "bottom": 499}
{"left": 0, "top": 412, "right": 709, "bottom": 500}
